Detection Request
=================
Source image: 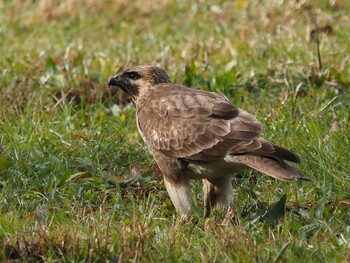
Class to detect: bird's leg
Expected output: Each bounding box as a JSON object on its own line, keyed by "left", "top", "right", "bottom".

{"left": 163, "top": 176, "right": 194, "bottom": 216}
{"left": 203, "top": 176, "right": 234, "bottom": 217}
{"left": 153, "top": 156, "right": 195, "bottom": 216}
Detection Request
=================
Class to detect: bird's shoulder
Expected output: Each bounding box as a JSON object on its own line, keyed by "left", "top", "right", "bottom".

{"left": 137, "top": 83, "right": 239, "bottom": 120}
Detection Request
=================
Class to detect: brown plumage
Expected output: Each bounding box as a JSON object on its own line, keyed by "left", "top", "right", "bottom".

{"left": 108, "top": 65, "right": 310, "bottom": 216}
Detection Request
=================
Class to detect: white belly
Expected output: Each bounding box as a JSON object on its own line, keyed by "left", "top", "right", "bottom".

{"left": 185, "top": 155, "right": 247, "bottom": 180}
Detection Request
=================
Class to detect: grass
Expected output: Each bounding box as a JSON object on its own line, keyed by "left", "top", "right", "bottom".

{"left": 0, "top": 0, "right": 349, "bottom": 261}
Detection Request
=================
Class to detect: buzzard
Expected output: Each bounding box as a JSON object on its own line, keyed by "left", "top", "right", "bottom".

{"left": 108, "top": 65, "right": 309, "bottom": 216}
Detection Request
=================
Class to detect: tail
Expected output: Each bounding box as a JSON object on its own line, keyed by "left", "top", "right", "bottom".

{"left": 227, "top": 137, "right": 310, "bottom": 181}
{"left": 233, "top": 154, "right": 310, "bottom": 181}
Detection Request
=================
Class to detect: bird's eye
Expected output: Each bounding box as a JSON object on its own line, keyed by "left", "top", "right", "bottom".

{"left": 127, "top": 71, "right": 140, "bottom": 80}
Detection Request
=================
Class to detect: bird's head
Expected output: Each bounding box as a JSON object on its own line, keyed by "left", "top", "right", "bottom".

{"left": 108, "top": 65, "right": 171, "bottom": 101}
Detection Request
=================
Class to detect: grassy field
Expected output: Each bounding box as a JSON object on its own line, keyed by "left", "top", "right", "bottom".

{"left": 1, "top": 0, "right": 349, "bottom": 262}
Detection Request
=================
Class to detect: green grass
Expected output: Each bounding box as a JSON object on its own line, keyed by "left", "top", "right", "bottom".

{"left": 1, "top": 0, "right": 349, "bottom": 261}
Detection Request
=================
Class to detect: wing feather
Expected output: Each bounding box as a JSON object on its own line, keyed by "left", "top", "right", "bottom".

{"left": 137, "top": 84, "right": 262, "bottom": 161}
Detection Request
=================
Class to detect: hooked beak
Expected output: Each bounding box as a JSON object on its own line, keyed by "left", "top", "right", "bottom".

{"left": 108, "top": 74, "right": 133, "bottom": 97}
{"left": 108, "top": 75, "right": 121, "bottom": 87}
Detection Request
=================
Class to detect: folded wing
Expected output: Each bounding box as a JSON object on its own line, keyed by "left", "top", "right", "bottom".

{"left": 137, "top": 84, "right": 262, "bottom": 161}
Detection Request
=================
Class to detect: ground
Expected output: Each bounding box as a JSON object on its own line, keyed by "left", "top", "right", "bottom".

{"left": 0, "top": 0, "right": 349, "bottom": 262}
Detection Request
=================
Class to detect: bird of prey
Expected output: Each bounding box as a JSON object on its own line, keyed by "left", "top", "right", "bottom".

{"left": 108, "top": 65, "right": 310, "bottom": 217}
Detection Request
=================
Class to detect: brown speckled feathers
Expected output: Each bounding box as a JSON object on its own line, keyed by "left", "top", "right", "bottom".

{"left": 136, "top": 83, "right": 308, "bottom": 180}
{"left": 109, "top": 65, "right": 310, "bottom": 216}
{"left": 136, "top": 84, "right": 259, "bottom": 160}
